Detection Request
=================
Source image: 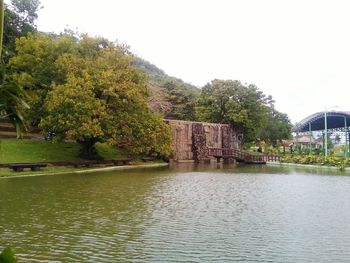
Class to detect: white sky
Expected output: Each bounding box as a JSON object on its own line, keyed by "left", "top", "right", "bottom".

{"left": 23, "top": 0, "right": 350, "bottom": 123}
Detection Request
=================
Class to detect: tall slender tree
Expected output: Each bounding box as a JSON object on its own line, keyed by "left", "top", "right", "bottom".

{"left": 0, "top": 0, "right": 4, "bottom": 56}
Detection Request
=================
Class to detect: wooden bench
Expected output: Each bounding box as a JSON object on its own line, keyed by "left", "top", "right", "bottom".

{"left": 68, "top": 159, "right": 131, "bottom": 167}
{"left": 141, "top": 157, "right": 156, "bottom": 162}
{"left": 110, "top": 159, "right": 132, "bottom": 165}
{"left": 69, "top": 160, "right": 98, "bottom": 168}
{"left": 3, "top": 159, "right": 132, "bottom": 172}
{"left": 8, "top": 163, "right": 48, "bottom": 172}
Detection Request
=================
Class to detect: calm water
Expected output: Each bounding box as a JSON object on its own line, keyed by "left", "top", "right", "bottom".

{"left": 1, "top": 164, "right": 350, "bottom": 262}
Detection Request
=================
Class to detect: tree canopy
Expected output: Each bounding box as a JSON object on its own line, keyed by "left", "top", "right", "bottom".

{"left": 10, "top": 33, "right": 172, "bottom": 158}
{"left": 3, "top": 0, "right": 40, "bottom": 59}
{"left": 196, "top": 79, "right": 291, "bottom": 145}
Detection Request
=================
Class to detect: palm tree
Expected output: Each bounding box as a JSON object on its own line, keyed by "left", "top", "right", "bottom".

{"left": 0, "top": 0, "right": 28, "bottom": 136}
{"left": 0, "top": 79, "right": 29, "bottom": 135}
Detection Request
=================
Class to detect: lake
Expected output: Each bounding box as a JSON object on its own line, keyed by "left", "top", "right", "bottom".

{"left": 1, "top": 164, "right": 350, "bottom": 262}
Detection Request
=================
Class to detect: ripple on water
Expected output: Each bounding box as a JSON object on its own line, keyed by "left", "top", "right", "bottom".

{"left": 1, "top": 166, "right": 350, "bottom": 262}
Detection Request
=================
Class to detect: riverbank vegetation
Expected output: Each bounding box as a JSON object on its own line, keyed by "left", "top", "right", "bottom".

{"left": 1, "top": 0, "right": 292, "bottom": 162}
{"left": 0, "top": 246, "right": 17, "bottom": 263}
{"left": 281, "top": 155, "right": 350, "bottom": 170}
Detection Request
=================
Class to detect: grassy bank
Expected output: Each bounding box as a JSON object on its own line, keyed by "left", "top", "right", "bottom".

{"left": 0, "top": 163, "right": 168, "bottom": 177}
{"left": 0, "top": 139, "right": 146, "bottom": 177}
{"left": 281, "top": 155, "right": 350, "bottom": 170}
{"left": 0, "top": 139, "right": 127, "bottom": 163}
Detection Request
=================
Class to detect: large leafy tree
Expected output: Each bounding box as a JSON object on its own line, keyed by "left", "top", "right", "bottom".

{"left": 196, "top": 79, "right": 291, "bottom": 144}
{"left": 260, "top": 108, "right": 292, "bottom": 146}
{"left": 9, "top": 32, "right": 76, "bottom": 125}
{"left": 12, "top": 33, "right": 172, "bottom": 158}
{"left": 196, "top": 80, "right": 248, "bottom": 124}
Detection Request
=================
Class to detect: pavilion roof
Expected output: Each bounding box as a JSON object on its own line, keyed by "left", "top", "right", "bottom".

{"left": 292, "top": 111, "right": 350, "bottom": 133}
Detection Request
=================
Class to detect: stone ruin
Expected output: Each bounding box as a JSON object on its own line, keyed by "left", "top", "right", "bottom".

{"left": 165, "top": 120, "right": 242, "bottom": 162}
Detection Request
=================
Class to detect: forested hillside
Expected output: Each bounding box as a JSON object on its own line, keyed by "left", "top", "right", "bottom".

{"left": 133, "top": 57, "right": 199, "bottom": 120}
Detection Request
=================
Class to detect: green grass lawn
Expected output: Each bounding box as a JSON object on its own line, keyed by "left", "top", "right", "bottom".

{"left": 0, "top": 140, "right": 80, "bottom": 163}
{"left": 0, "top": 139, "right": 162, "bottom": 177}
{"left": 0, "top": 139, "right": 128, "bottom": 163}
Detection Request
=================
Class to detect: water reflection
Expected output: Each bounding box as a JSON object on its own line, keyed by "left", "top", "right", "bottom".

{"left": 0, "top": 170, "right": 166, "bottom": 261}
{"left": 1, "top": 165, "right": 350, "bottom": 262}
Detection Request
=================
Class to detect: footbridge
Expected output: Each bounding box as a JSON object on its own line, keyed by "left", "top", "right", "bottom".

{"left": 208, "top": 148, "right": 281, "bottom": 164}
{"left": 166, "top": 119, "right": 282, "bottom": 163}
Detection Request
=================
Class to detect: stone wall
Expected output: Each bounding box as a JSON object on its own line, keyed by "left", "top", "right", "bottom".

{"left": 165, "top": 120, "right": 241, "bottom": 162}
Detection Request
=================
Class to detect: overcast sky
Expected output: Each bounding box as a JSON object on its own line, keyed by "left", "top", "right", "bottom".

{"left": 29, "top": 0, "right": 350, "bottom": 123}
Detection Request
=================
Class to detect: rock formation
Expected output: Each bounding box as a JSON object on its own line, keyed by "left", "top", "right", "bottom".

{"left": 165, "top": 120, "right": 241, "bottom": 162}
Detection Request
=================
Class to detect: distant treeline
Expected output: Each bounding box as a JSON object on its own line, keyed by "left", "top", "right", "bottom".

{"left": 134, "top": 59, "right": 292, "bottom": 146}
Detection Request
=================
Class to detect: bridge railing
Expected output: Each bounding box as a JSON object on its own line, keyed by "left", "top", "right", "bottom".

{"left": 208, "top": 148, "right": 281, "bottom": 163}
{"left": 262, "top": 154, "right": 281, "bottom": 162}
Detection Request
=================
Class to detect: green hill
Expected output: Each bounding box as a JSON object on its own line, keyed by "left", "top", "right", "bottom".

{"left": 133, "top": 57, "right": 200, "bottom": 120}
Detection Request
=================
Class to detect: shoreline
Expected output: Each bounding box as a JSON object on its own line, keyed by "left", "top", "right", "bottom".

{"left": 3, "top": 161, "right": 349, "bottom": 179}
{"left": 267, "top": 161, "right": 349, "bottom": 171}
{"left": 0, "top": 163, "right": 169, "bottom": 179}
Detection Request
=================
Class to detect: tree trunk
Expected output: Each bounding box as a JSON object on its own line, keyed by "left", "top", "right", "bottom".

{"left": 77, "top": 137, "right": 101, "bottom": 160}
{"left": 0, "top": 0, "right": 3, "bottom": 57}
